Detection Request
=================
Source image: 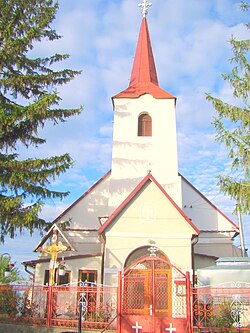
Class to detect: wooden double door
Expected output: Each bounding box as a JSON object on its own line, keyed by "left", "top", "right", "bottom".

{"left": 123, "top": 267, "right": 171, "bottom": 317}
{"left": 118, "top": 254, "right": 191, "bottom": 333}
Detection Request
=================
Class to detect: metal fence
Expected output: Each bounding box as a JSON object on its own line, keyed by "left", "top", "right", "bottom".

{"left": 193, "top": 284, "right": 250, "bottom": 332}
{"left": 0, "top": 283, "right": 117, "bottom": 331}
{"left": 0, "top": 283, "right": 250, "bottom": 332}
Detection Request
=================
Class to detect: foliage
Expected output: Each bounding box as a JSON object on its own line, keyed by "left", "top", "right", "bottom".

{"left": 0, "top": 254, "right": 22, "bottom": 283}
{"left": 206, "top": 1, "right": 250, "bottom": 214}
{"left": 208, "top": 301, "right": 235, "bottom": 333}
{"left": 0, "top": 0, "right": 82, "bottom": 242}
{"left": 0, "top": 287, "right": 19, "bottom": 317}
{"left": 0, "top": 287, "right": 34, "bottom": 321}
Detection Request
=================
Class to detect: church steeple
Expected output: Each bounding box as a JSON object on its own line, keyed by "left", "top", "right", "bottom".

{"left": 129, "top": 17, "right": 159, "bottom": 87}
{"left": 113, "top": 7, "right": 175, "bottom": 99}
{"left": 109, "top": 1, "right": 181, "bottom": 210}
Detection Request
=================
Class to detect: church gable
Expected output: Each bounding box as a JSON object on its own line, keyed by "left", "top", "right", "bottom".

{"left": 99, "top": 173, "right": 199, "bottom": 236}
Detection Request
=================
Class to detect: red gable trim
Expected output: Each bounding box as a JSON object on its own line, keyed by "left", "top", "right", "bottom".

{"left": 98, "top": 173, "right": 200, "bottom": 235}
{"left": 200, "top": 230, "right": 238, "bottom": 233}
{"left": 179, "top": 173, "right": 239, "bottom": 231}
{"left": 53, "top": 170, "right": 111, "bottom": 224}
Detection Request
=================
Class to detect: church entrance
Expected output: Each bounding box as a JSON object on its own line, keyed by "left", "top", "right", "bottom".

{"left": 118, "top": 246, "right": 192, "bottom": 333}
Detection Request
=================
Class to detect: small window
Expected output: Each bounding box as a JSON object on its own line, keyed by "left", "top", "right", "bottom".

{"left": 78, "top": 270, "right": 98, "bottom": 315}
{"left": 44, "top": 269, "right": 71, "bottom": 285}
{"left": 57, "top": 271, "right": 71, "bottom": 285}
{"left": 44, "top": 270, "right": 50, "bottom": 285}
{"left": 138, "top": 113, "right": 152, "bottom": 136}
{"left": 78, "top": 270, "right": 97, "bottom": 284}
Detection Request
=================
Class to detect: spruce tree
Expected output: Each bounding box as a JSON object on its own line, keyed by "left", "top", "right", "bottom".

{"left": 0, "top": 0, "right": 82, "bottom": 242}
{"left": 206, "top": 1, "right": 249, "bottom": 214}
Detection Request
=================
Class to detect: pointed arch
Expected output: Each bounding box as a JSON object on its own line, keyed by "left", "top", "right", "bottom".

{"left": 138, "top": 113, "right": 152, "bottom": 136}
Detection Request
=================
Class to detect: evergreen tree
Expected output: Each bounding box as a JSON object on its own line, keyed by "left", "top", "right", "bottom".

{"left": 0, "top": 254, "right": 21, "bottom": 283}
{"left": 0, "top": 0, "right": 82, "bottom": 242}
{"left": 206, "top": 1, "right": 250, "bottom": 214}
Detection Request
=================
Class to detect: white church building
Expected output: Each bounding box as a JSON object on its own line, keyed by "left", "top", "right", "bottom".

{"left": 23, "top": 0, "right": 241, "bottom": 290}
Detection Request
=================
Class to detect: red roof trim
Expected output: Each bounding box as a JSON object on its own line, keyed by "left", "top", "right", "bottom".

{"left": 200, "top": 230, "right": 238, "bottom": 233}
{"left": 179, "top": 173, "right": 239, "bottom": 231}
{"left": 98, "top": 173, "right": 200, "bottom": 234}
{"left": 53, "top": 170, "right": 111, "bottom": 224}
{"left": 64, "top": 228, "right": 98, "bottom": 232}
{"left": 113, "top": 82, "right": 175, "bottom": 99}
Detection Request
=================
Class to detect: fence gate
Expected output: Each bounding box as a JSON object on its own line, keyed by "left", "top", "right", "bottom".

{"left": 118, "top": 252, "right": 191, "bottom": 333}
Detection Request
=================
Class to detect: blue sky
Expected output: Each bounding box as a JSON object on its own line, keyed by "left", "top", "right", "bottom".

{"left": 1, "top": 0, "right": 249, "bottom": 277}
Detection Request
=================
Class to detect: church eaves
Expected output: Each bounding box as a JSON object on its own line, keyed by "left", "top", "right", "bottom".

{"left": 113, "top": 17, "right": 175, "bottom": 99}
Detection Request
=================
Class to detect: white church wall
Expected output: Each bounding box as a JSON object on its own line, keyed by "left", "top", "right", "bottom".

{"left": 62, "top": 230, "right": 102, "bottom": 253}
{"left": 181, "top": 177, "right": 237, "bottom": 232}
{"left": 110, "top": 94, "right": 182, "bottom": 209}
{"left": 57, "top": 173, "right": 111, "bottom": 230}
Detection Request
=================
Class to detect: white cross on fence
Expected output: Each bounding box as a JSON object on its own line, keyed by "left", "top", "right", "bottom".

{"left": 165, "top": 323, "right": 177, "bottom": 333}
{"left": 132, "top": 321, "right": 143, "bottom": 333}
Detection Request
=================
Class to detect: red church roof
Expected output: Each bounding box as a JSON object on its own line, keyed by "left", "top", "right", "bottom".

{"left": 113, "top": 18, "right": 175, "bottom": 99}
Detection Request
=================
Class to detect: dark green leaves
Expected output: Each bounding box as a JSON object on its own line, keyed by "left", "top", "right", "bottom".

{"left": 206, "top": 2, "right": 249, "bottom": 214}
{"left": 0, "top": 0, "right": 82, "bottom": 242}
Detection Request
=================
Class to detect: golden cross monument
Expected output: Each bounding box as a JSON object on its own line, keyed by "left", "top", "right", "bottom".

{"left": 38, "top": 229, "right": 69, "bottom": 285}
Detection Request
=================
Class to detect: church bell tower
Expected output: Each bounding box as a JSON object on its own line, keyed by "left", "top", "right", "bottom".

{"left": 108, "top": 1, "right": 182, "bottom": 209}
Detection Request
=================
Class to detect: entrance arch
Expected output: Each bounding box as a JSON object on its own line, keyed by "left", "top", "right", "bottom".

{"left": 118, "top": 246, "right": 191, "bottom": 333}
{"left": 124, "top": 245, "right": 171, "bottom": 269}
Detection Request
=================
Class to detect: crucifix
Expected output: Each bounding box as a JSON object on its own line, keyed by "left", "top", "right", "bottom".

{"left": 138, "top": 0, "right": 152, "bottom": 17}
{"left": 38, "top": 229, "right": 69, "bottom": 285}
{"left": 132, "top": 321, "right": 142, "bottom": 333}
{"left": 165, "top": 323, "right": 177, "bottom": 333}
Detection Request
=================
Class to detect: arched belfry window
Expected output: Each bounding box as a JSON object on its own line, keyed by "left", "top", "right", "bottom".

{"left": 138, "top": 113, "right": 152, "bottom": 136}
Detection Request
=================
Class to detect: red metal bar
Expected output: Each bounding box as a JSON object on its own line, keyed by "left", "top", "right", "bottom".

{"left": 152, "top": 259, "right": 156, "bottom": 333}
{"left": 117, "top": 271, "right": 122, "bottom": 333}
{"left": 46, "top": 286, "right": 52, "bottom": 327}
{"left": 186, "top": 271, "right": 192, "bottom": 333}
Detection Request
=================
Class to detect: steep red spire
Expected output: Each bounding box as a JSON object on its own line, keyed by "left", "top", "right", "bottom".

{"left": 113, "top": 18, "right": 175, "bottom": 99}
{"left": 130, "top": 17, "right": 158, "bottom": 86}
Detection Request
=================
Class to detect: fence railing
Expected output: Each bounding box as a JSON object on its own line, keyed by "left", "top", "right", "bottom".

{"left": 0, "top": 283, "right": 117, "bottom": 331}
{"left": 0, "top": 283, "right": 250, "bottom": 332}
{"left": 193, "top": 285, "right": 250, "bottom": 332}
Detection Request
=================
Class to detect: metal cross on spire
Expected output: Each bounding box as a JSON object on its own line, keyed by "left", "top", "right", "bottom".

{"left": 138, "top": 0, "right": 152, "bottom": 18}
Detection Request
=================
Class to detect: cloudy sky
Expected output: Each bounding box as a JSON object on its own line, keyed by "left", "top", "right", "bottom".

{"left": 1, "top": 0, "right": 249, "bottom": 277}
